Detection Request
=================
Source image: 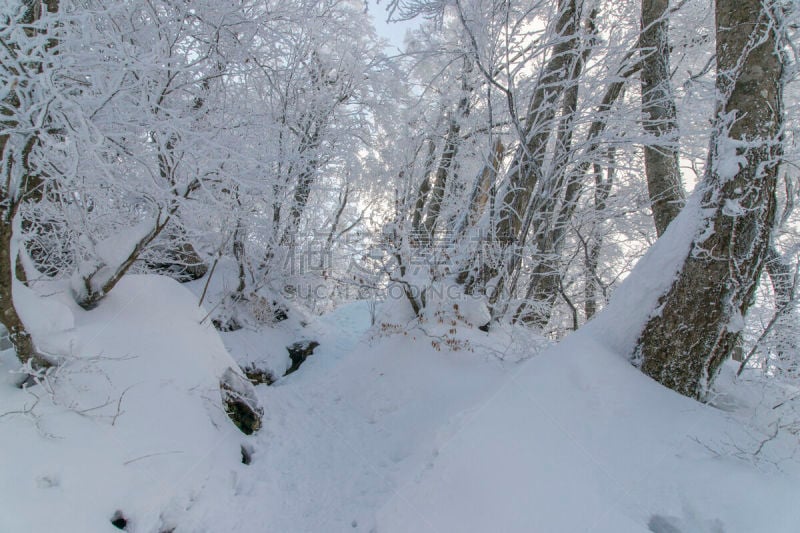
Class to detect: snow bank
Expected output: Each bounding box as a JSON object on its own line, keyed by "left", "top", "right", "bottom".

{"left": 586, "top": 186, "right": 704, "bottom": 355}
{"left": 375, "top": 333, "right": 800, "bottom": 532}
{"left": 4, "top": 269, "right": 796, "bottom": 532}
{"left": 369, "top": 196, "right": 800, "bottom": 531}
{"left": 0, "top": 275, "right": 248, "bottom": 532}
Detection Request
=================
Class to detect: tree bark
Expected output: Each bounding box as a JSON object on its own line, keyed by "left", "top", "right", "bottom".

{"left": 640, "top": 0, "right": 685, "bottom": 237}
{"left": 0, "top": 209, "right": 41, "bottom": 368}
{"left": 411, "top": 138, "right": 437, "bottom": 241}
{"left": 584, "top": 155, "right": 614, "bottom": 320}
{"left": 0, "top": 0, "right": 59, "bottom": 368}
{"left": 765, "top": 245, "right": 793, "bottom": 308}
{"left": 494, "top": 0, "right": 582, "bottom": 252}
{"left": 422, "top": 62, "right": 472, "bottom": 238}
{"left": 458, "top": 0, "right": 584, "bottom": 302}
{"left": 634, "top": 0, "right": 784, "bottom": 399}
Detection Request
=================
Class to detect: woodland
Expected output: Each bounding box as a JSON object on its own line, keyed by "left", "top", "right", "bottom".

{"left": 2, "top": 0, "right": 800, "bottom": 531}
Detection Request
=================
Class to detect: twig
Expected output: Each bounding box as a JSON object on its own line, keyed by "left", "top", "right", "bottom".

{"left": 737, "top": 263, "right": 799, "bottom": 376}
{"left": 123, "top": 450, "right": 183, "bottom": 466}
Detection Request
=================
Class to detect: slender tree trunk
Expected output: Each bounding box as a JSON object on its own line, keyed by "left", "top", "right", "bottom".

{"left": 454, "top": 138, "right": 505, "bottom": 241}
{"left": 584, "top": 154, "right": 614, "bottom": 320}
{"left": 0, "top": 0, "right": 59, "bottom": 368}
{"left": 320, "top": 184, "right": 349, "bottom": 277}
{"left": 460, "top": 48, "right": 636, "bottom": 300}
{"left": 635, "top": 0, "right": 784, "bottom": 399}
{"left": 0, "top": 205, "right": 41, "bottom": 368}
{"left": 233, "top": 219, "right": 247, "bottom": 294}
{"left": 460, "top": 0, "right": 583, "bottom": 303}
{"left": 640, "top": 0, "right": 685, "bottom": 236}
{"left": 494, "top": 0, "right": 582, "bottom": 252}
{"left": 422, "top": 63, "right": 472, "bottom": 239}
{"left": 511, "top": 34, "right": 589, "bottom": 325}
{"left": 423, "top": 115, "right": 462, "bottom": 238}
{"left": 411, "top": 138, "right": 437, "bottom": 241}
{"left": 765, "top": 245, "right": 793, "bottom": 307}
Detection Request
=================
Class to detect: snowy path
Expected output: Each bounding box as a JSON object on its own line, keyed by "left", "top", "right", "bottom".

{"left": 204, "top": 301, "right": 800, "bottom": 533}
{"left": 210, "top": 302, "right": 515, "bottom": 532}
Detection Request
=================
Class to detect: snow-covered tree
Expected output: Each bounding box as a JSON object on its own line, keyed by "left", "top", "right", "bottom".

{"left": 635, "top": 0, "right": 786, "bottom": 398}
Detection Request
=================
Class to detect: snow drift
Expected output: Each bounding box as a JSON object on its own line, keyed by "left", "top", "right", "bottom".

{"left": 0, "top": 276, "right": 249, "bottom": 532}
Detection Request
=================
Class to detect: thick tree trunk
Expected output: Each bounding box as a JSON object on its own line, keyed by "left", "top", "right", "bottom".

{"left": 634, "top": 0, "right": 784, "bottom": 399}
{"left": 640, "top": 0, "right": 684, "bottom": 236}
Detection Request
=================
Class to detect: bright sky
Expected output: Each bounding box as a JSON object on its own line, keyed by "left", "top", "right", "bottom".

{"left": 366, "top": 0, "right": 421, "bottom": 53}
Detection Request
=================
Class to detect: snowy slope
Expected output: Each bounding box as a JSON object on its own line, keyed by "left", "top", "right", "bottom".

{"left": 0, "top": 276, "right": 247, "bottom": 533}
{"left": 375, "top": 333, "right": 800, "bottom": 532}
{"left": 372, "top": 190, "right": 800, "bottom": 533}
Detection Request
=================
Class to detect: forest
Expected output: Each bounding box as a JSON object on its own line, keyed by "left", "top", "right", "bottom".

{"left": 1, "top": 0, "right": 799, "bottom": 531}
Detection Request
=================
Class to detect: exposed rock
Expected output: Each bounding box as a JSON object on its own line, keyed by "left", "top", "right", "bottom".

{"left": 110, "top": 510, "right": 128, "bottom": 530}
{"left": 283, "top": 341, "right": 320, "bottom": 377}
{"left": 220, "top": 368, "right": 263, "bottom": 435}
{"left": 212, "top": 316, "right": 242, "bottom": 332}
{"left": 241, "top": 363, "right": 276, "bottom": 386}
{"left": 272, "top": 301, "right": 289, "bottom": 322}
{"left": 145, "top": 231, "right": 208, "bottom": 283}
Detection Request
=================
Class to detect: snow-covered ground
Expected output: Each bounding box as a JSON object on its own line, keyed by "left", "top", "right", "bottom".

{"left": 1, "top": 274, "right": 798, "bottom": 532}
{"left": 0, "top": 276, "right": 246, "bottom": 532}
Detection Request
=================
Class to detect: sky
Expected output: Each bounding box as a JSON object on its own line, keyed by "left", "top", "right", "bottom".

{"left": 366, "top": 0, "right": 421, "bottom": 53}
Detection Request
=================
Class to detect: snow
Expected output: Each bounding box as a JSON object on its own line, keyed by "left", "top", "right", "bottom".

{"left": 375, "top": 333, "right": 800, "bottom": 533}
{"left": 715, "top": 134, "right": 749, "bottom": 181}
{"left": 2, "top": 273, "right": 798, "bottom": 532}
{"left": 0, "top": 276, "right": 247, "bottom": 532}
{"left": 94, "top": 221, "right": 155, "bottom": 268}
{"left": 70, "top": 221, "right": 157, "bottom": 301}
{"left": 586, "top": 184, "right": 703, "bottom": 355}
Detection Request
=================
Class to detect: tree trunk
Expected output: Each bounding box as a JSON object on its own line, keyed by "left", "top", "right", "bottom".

{"left": 0, "top": 0, "right": 59, "bottom": 369}
{"left": 411, "top": 138, "right": 437, "bottom": 241}
{"left": 0, "top": 213, "right": 42, "bottom": 368}
{"left": 494, "top": 0, "right": 582, "bottom": 252}
{"left": 584, "top": 156, "right": 614, "bottom": 320}
{"left": 233, "top": 219, "right": 247, "bottom": 295}
{"left": 634, "top": 0, "right": 784, "bottom": 399}
{"left": 640, "top": 0, "right": 684, "bottom": 237}
{"left": 459, "top": 0, "right": 583, "bottom": 301}
{"left": 422, "top": 63, "right": 472, "bottom": 239}
{"left": 765, "top": 245, "right": 793, "bottom": 308}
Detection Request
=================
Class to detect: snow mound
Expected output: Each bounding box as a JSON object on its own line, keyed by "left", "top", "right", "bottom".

{"left": 0, "top": 275, "right": 248, "bottom": 532}
{"left": 374, "top": 331, "right": 800, "bottom": 533}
